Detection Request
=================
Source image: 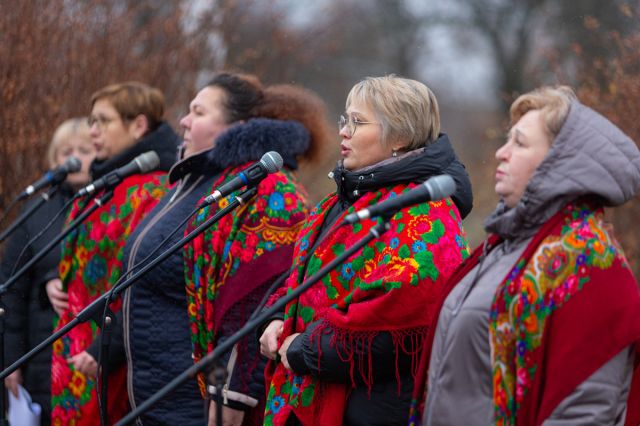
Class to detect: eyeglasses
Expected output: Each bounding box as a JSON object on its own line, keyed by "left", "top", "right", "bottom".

{"left": 87, "top": 115, "right": 119, "bottom": 130}
{"left": 339, "top": 114, "right": 379, "bottom": 138}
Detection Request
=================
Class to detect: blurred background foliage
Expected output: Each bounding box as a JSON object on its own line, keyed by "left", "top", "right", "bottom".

{"left": 1, "top": 0, "right": 639, "bottom": 276}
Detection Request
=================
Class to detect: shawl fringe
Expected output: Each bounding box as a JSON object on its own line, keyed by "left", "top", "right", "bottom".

{"left": 311, "top": 320, "right": 428, "bottom": 397}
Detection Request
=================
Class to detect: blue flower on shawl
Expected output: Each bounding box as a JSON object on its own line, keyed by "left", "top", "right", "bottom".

{"left": 268, "top": 193, "right": 285, "bottom": 211}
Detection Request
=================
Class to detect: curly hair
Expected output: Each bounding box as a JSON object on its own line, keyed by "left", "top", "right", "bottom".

{"left": 205, "top": 72, "right": 332, "bottom": 163}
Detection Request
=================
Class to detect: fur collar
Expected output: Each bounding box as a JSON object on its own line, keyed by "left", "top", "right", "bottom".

{"left": 169, "top": 118, "right": 310, "bottom": 183}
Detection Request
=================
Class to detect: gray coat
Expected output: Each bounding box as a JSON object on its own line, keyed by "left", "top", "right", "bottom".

{"left": 423, "top": 101, "right": 640, "bottom": 425}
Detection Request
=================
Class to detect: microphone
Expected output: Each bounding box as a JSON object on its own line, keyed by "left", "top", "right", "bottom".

{"left": 18, "top": 157, "right": 82, "bottom": 200}
{"left": 203, "top": 151, "right": 283, "bottom": 204}
{"left": 343, "top": 174, "right": 456, "bottom": 224}
{"left": 78, "top": 151, "right": 160, "bottom": 197}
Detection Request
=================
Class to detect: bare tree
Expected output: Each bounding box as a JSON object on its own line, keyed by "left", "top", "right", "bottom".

{"left": 0, "top": 0, "right": 220, "bottom": 211}
{"left": 576, "top": 25, "right": 640, "bottom": 278}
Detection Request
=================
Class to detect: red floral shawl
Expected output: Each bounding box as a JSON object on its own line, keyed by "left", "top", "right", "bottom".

{"left": 183, "top": 166, "right": 308, "bottom": 397}
{"left": 410, "top": 201, "right": 640, "bottom": 426}
{"left": 264, "top": 183, "right": 470, "bottom": 426}
{"left": 51, "top": 173, "right": 168, "bottom": 425}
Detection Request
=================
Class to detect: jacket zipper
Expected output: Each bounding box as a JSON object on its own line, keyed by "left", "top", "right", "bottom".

{"left": 122, "top": 175, "right": 203, "bottom": 420}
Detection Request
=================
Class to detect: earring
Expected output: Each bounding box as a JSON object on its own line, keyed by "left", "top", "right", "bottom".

{"left": 392, "top": 150, "right": 398, "bottom": 158}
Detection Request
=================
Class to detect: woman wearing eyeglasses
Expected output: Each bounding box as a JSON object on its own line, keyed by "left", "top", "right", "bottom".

{"left": 78, "top": 73, "right": 332, "bottom": 426}
{"left": 49, "top": 82, "right": 178, "bottom": 425}
{"left": 260, "top": 75, "right": 473, "bottom": 426}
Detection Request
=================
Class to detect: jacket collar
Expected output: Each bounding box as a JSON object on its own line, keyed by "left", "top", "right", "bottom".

{"left": 169, "top": 118, "right": 310, "bottom": 183}
{"left": 90, "top": 121, "right": 179, "bottom": 179}
{"left": 331, "top": 134, "right": 473, "bottom": 218}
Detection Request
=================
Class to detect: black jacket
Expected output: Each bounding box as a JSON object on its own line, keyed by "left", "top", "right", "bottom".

{"left": 89, "top": 118, "right": 311, "bottom": 425}
{"left": 284, "top": 134, "right": 473, "bottom": 426}
{"left": 2, "top": 184, "right": 75, "bottom": 426}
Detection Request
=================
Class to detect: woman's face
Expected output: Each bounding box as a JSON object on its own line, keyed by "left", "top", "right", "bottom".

{"left": 339, "top": 99, "right": 392, "bottom": 171}
{"left": 495, "top": 109, "right": 551, "bottom": 208}
{"left": 55, "top": 135, "right": 96, "bottom": 189}
{"left": 179, "top": 86, "right": 233, "bottom": 158}
{"left": 88, "top": 99, "right": 141, "bottom": 161}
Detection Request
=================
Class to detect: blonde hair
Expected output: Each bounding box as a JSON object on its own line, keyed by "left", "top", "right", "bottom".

{"left": 346, "top": 75, "right": 440, "bottom": 150}
{"left": 47, "top": 118, "right": 91, "bottom": 168}
{"left": 90, "top": 81, "right": 165, "bottom": 132}
{"left": 510, "top": 86, "right": 577, "bottom": 143}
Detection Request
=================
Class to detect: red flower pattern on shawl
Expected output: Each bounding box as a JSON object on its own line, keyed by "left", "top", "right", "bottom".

{"left": 51, "top": 173, "right": 169, "bottom": 425}
{"left": 183, "top": 166, "right": 309, "bottom": 396}
{"left": 264, "top": 182, "right": 469, "bottom": 426}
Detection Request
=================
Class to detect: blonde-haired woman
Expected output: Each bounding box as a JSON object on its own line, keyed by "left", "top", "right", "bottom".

{"left": 420, "top": 86, "right": 640, "bottom": 425}
{"left": 260, "top": 75, "right": 472, "bottom": 425}
{"left": 3, "top": 118, "right": 95, "bottom": 425}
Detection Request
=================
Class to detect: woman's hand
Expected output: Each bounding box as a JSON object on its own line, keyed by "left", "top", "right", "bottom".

{"left": 46, "top": 278, "right": 68, "bottom": 316}
{"left": 278, "top": 333, "right": 301, "bottom": 370}
{"left": 208, "top": 401, "right": 245, "bottom": 426}
{"left": 67, "top": 351, "right": 98, "bottom": 377}
{"left": 259, "top": 320, "right": 284, "bottom": 360}
{"left": 4, "top": 370, "right": 22, "bottom": 398}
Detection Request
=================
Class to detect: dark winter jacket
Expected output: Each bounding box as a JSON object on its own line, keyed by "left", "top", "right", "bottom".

{"left": 282, "top": 133, "right": 473, "bottom": 426}
{"left": 94, "top": 118, "right": 311, "bottom": 425}
{"left": 2, "top": 184, "right": 75, "bottom": 426}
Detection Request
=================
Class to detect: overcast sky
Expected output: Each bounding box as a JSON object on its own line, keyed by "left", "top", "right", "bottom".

{"left": 283, "top": 0, "right": 498, "bottom": 107}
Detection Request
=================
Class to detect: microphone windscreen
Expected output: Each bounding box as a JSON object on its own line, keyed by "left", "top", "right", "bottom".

{"left": 261, "top": 151, "right": 283, "bottom": 173}
{"left": 425, "top": 175, "right": 456, "bottom": 201}
{"left": 64, "top": 156, "right": 82, "bottom": 173}
{"left": 136, "top": 151, "right": 161, "bottom": 173}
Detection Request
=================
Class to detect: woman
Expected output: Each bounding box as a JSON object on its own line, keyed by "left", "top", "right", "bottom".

{"left": 49, "top": 82, "right": 178, "bottom": 425}
{"left": 260, "top": 75, "right": 473, "bottom": 426}
{"left": 3, "top": 118, "right": 95, "bottom": 425}
{"left": 420, "top": 86, "right": 640, "bottom": 426}
{"left": 97, "top": 73, "right": 331, "bottom": 425}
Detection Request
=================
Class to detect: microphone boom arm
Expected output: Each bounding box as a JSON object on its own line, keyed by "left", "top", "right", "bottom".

{"left": 115, "top": 218, "right": 391, "bottom": 426}
{"left": 0, "top": 187, "right": 258, "bottom": 380}
{"left": 0, "top": 186, "right": 60, "bottom": 244}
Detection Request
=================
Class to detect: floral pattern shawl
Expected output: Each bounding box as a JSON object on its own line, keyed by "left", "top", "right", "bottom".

{"left": 489, "top": 202, "right": 640, "bottom": 426}
{"left": 51, "top": 173, "right": 168, "bottom": 425}
{"left": 183, "top": 166, "right": 308, "bottom": 396}
{"left": 264, "top": 183, "right": 469, "bottom": 426}
{"left": 409, "top": 200, "right": 640, "bottom": 426}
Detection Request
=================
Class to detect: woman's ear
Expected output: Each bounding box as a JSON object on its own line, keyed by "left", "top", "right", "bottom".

{"left": 129, "top": 114, "right": 150, "bottom": 140}
{"left": 390, "top": 140, "right": 408, "bottom": 153}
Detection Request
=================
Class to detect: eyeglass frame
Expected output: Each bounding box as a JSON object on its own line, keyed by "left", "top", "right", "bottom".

{"left": 87, "top": 114, "right": 130, "bottom": 130}
{"left": 338, "top": 114, "right": 379, "bottom": 138}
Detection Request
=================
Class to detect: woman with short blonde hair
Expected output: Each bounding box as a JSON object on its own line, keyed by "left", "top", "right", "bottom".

{"left": 346, "top": 75, "right": 441, "bottom": 151}
{"left": 4, "top": 118, "right": 95, "bottom": 425}
{"left": 261, "top": 75, "right": 472, "bottom": 426}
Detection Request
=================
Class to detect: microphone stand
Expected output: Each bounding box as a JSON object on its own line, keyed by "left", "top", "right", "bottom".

{"left": 115, "top": 217, "right": 392, "bottom": 426}
{"left": 0, "top": 189, "right": 112, "bottom": 426}
{"left": 0, "top": 186, "right": 59, "bottom": 244}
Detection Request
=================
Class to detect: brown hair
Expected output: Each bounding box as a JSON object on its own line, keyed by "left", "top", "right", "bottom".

{"left": 510, "top": 85, "right": 577, "bottom": 142}
{"left": 253, "top": 84, "right": 332, "bottom": 162}
{"left": 206, "top": 72, "right": 332, "bottom": 162}
{"left": 90, "top": 81, "right": 165, "bottom": 133}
